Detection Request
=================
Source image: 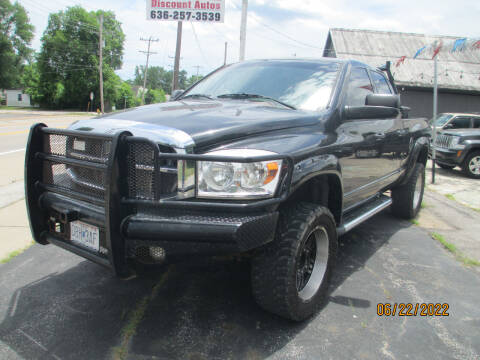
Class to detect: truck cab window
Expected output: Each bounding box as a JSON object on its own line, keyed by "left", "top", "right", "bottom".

{"left": 370, "top": 71, "right": 392, "bottom": 94}
{"left": 345, "top": 68, "right": 374, "bottom": 106}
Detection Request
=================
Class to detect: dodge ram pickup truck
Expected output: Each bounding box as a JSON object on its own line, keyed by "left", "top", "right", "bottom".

{"left": 25, "top": 58, "right": 430, "bottom": 321}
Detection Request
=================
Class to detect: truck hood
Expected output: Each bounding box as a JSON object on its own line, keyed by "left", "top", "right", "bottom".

{"left": 68, "top": 99, "right": 323, "bottom": 149}
{"left": 440, "top": 129, "right": 480, "bottom": 137}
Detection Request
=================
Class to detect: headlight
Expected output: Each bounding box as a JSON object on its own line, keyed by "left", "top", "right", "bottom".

{"left": 197, "top": 149, "right": 283, "bottom": 199}
{"left": 448, "top": 136, "right": 464, "bottom": 149}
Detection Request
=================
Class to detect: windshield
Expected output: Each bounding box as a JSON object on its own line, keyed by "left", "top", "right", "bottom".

{"left": 182, "top": 60, "right": 341, "bottom": 111}
{"left": 432, "top": 114, "right": 453, "bottom": 126}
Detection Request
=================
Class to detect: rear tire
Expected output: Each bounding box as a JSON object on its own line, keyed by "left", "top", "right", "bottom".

{"left": 462, "top": 151, "right": 480, "bottom": 179}
{"left": 251, "top": 203, "right": 337, "bottom": 321}
{"left": 391, "top": 162, "right": 425, "bottom": 219}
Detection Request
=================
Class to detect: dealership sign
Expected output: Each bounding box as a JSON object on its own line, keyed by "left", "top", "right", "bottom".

{"left": 147, "top": 0, "right": 225, "bottom": 23}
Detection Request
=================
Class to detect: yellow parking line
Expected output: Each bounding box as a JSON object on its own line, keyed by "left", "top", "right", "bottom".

{"left": 0, "top": 130, "right": 30, "bottom": 136}
{"left": 0, "top": 126, "right": 68, "bottom": 136}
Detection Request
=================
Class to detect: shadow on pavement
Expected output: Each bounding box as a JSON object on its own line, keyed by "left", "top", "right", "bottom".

{"left": 0, "top": 212, "right": 412, "bottom": 360}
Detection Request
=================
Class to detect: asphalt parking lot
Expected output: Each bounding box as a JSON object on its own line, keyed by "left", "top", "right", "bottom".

{"left": 1, "top": 211, "right": 479, "bottom": 360}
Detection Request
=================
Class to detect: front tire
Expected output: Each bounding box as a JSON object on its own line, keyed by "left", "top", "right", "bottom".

{"left": 462, "top": 151, "right": 480, "bottom": 179}
{"left": 391, "top": 162, "right": 425, "bottom": 219}
{"left": 251, "top": 203, "right": 337, "bottom": 321}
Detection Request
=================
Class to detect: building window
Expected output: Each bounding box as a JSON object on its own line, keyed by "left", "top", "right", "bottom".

{"left": 18, "top": 94, "right": 22, "bottom": 102}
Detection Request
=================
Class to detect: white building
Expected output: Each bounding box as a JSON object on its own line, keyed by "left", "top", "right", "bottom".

{"left": 4, "top": 89, "right": 32, "bottom": 107}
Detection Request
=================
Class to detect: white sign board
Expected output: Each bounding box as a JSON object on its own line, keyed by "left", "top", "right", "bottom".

{"left": 147, "top": 0, "right": 225, "bottom": 23}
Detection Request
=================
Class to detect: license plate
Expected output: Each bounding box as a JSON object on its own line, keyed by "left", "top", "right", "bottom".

{"left": 70, "top": 221, "right": 99, "bottom": 252}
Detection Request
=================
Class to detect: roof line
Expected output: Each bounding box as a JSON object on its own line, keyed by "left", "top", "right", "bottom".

{"left": 329, "top": 28, "right": 465, "bottom": 40}
{"left": 335, "top": 51, "right": 480, "bottom": 66}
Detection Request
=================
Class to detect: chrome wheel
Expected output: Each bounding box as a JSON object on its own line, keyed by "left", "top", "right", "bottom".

{"left": 469, "top": 156, "right": 480, "bottom": 175}
{"left": 413, "top": 171, "right": 423, "bottom": 209}
{"left": 297, "top": 226, "right": 329, "bottom": 301}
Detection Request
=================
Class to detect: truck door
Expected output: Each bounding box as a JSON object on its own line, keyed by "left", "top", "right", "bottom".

{"left": 337, "top": 67, "right": 401, "bottom": 210}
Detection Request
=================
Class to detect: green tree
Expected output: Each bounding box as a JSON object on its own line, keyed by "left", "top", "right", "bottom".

{"left": 185, "top": 74, "right": 204, "bottom": 89}
{"left": 37, "top": 6, "right": 125, "bottom": 109}
{"left": 0, "top": 0, "right": 34, "bottom": 89}
{"left": 20, "top": 62, "right": 41, "bottom": 104}
{"left": 134, "top": 66, "right": 190, "bottom": 94}
{"left": 114, "top": 81, "right": 136, "bottom": 109}
{"left": 145, "top": 88, "right": 166, "bottom": 105}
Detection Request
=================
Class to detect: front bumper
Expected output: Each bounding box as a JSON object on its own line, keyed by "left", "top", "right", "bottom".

{"left": 25, "top": 125, "right": 290, "bottom": 276}
{"left": 433, "top": 147, "right": 464, "bottom": 166}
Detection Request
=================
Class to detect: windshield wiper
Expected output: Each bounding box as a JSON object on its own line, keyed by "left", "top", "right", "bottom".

{"left": 181, "top": 94, "right": 213, "bottom": 100}
{"left": 217, "top": 93, "right": 296, "bottom": 110}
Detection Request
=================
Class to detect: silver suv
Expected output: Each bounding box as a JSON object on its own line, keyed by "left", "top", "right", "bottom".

{"left": 432, "top": 113, "right": 480, "bottom": 130}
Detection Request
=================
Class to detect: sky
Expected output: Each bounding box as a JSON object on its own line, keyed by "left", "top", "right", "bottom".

{"left": 16, "top": 0, "right": 480, "bottom": 81}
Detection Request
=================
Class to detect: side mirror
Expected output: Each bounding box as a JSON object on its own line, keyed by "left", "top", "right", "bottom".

{"left": 344, "top": 106, "right": 400, "bottom": 120}
{"left": 170, "top": 89, "right": 184, "bottom": 101}
{"left": 443, "top": 123, "right": 453, "bottom": 129}
{"left": 365, "top": 93, "right": 400, "bottom": 108}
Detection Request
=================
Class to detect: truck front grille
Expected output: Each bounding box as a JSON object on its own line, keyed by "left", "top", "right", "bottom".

{"left": 126, "top": 140, "right": 178, "bottom": 200}
{"left": 41, "top": 131, "right": 178, "bottom": 203}
{"left": 42, "top": 133, "right": 111, "bottom": 199}
{"left": 435, "top": 134, "right": 452, "bottom": 148}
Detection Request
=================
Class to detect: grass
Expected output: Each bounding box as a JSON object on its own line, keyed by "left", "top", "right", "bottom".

{"left": 431, "top": 232, "right": 480, "bottom": 267}
{"left": 410, "top": 219, "right": 420, "bottom": 225}
{"left": 421, "top": 201, "right": 428, "bottom": 209}
{"left": 445, "top": 194, "right": 456, "bottom": 201}
{"left": 0, "top": 242, "right": 34, "bottom": 264}
{"left": 0, "top": 106, "right": 32, "bottom": 110}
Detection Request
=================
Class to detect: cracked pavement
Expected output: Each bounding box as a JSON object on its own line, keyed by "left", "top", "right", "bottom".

{"left": 0, "top": 211, "right": 479, "bottom": 360}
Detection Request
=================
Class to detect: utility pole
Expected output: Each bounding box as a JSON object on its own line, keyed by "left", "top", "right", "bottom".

{"left": 239, "top": 0, "right": 248, "bottom": 61}
{"left": 173, "top": 21, "right": 183, "bottom": 91}
{"left": 224, "top": 42, "right": 228, "bottom": 66}
{"left": 193, "top": 65, "right": 202, "bottom": 79}
{"left": 98, "top": 14, "right": 104, "bottom": 113}
{"left": 139, "top": 36, "right": 159, "bottom": 105}
{"left": 432, "top": 56, "right": 438, "bottom": 184}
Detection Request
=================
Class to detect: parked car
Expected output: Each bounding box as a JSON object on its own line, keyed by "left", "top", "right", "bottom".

{"left": 25, "top": 59, "right": 430, "bottom": 321}
{"left": 433, "top": 128, "right": 480, "bottom": 178}
{"left": 431, "top": 113, "right": 480, "bottom": 130}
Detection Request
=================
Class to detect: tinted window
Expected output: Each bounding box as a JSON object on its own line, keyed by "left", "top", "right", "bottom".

{"left": 370, "top": 71, "right": 392, "bottom": 94}
{"left": 473, "top": 117, "right": 480, "bottom": 128}
{"left": 185, "top": 61, "right": 341, "bottom": 111}
{"left": 345, "top": 68, "right": 374, "bottom": 106}
{"left": 449, "top": 117, "right": 471, "bottom": 129}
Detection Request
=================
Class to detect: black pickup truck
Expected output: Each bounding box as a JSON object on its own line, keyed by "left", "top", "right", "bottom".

{"left": 25, "top": 59, "right": 430, "bottom": 321}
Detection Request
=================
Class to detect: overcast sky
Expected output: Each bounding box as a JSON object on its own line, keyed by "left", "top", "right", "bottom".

{"left": 17, "top": 0, "right": 480, "bottom": 80}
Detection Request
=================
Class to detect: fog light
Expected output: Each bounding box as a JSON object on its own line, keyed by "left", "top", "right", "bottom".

{"left": 149, "top": 247, "right": 166, "bottom": 262}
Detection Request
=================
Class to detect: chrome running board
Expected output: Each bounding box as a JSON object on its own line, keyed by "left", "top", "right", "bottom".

{"left": 337, "top": 195, "right": 392, "bottom": 236}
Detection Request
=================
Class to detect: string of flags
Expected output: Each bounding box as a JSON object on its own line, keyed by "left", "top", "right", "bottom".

{"left": 394, "top": 36, "right": 480, "bottom": 79}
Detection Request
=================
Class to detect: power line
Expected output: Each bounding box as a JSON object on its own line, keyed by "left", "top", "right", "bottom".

{"left": 231, "top": 0, "right": 323, "bottom": 52}
{"left": 190, "top": 23, "right": 211, "bottom": 67}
